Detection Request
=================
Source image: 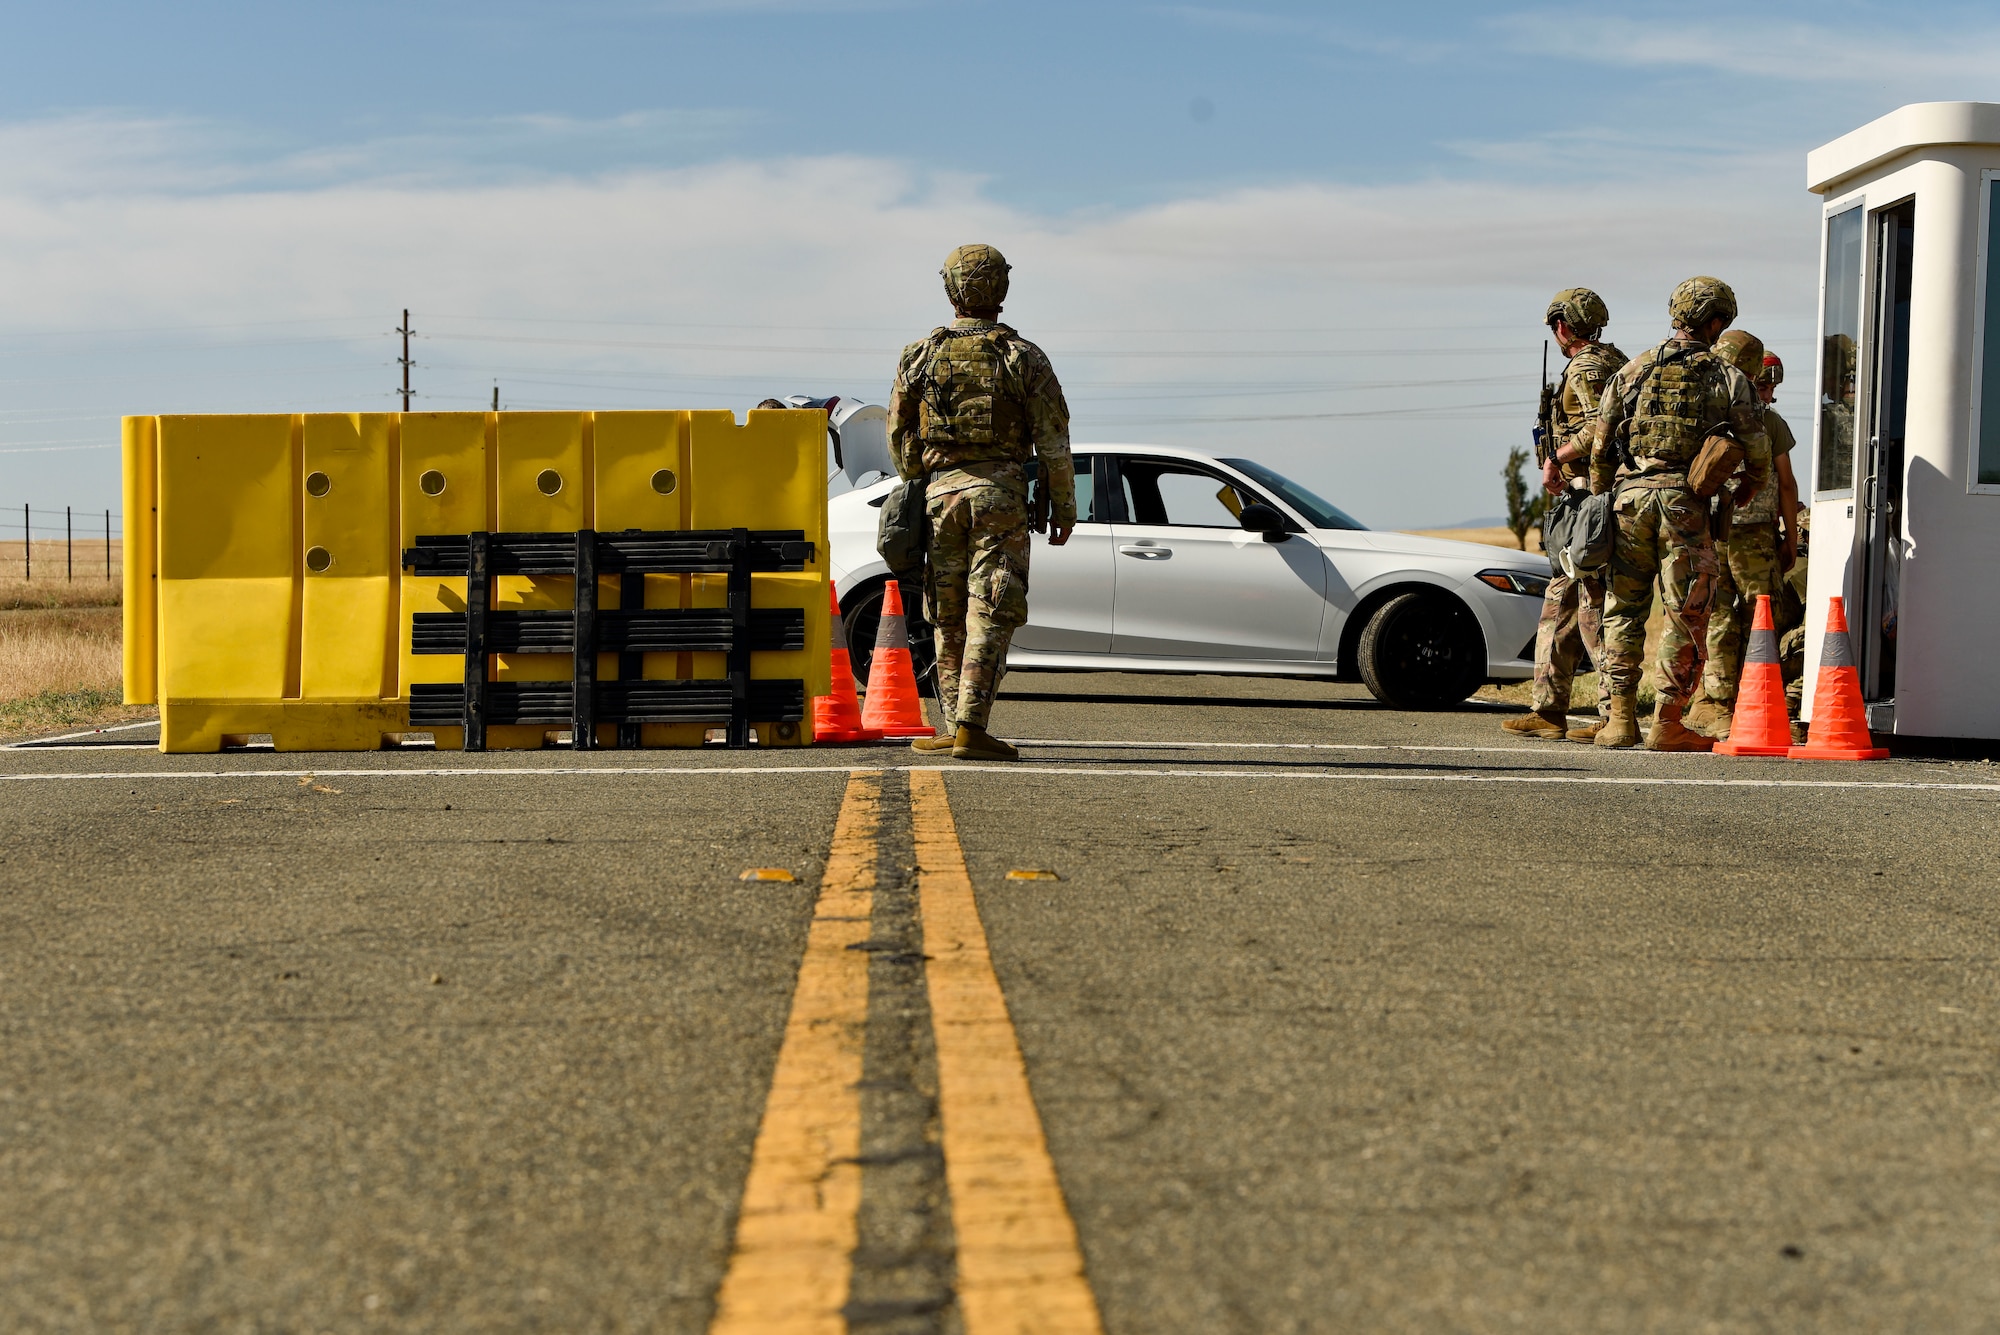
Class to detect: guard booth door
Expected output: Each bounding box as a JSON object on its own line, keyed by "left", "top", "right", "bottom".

{"left": 1858, "top": 198, "right": 1914, "bottom": 703}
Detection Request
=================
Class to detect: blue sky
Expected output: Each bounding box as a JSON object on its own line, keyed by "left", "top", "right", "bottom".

{"left": 2, "top": 1, "right": 1993, "bottom": 531}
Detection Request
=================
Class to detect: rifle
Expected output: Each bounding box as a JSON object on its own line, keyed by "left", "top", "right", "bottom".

{"left": 1534, "top": 339, "right": 1556, "bottom": 469}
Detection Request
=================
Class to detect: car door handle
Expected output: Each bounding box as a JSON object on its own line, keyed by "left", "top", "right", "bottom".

{"left": 1118, "top": 545, "right": 1172, "bottom": 559}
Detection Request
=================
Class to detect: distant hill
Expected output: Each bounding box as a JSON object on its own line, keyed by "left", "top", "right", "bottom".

{"left": 1435, "top": 516, "right": 1507, "bottom": 529}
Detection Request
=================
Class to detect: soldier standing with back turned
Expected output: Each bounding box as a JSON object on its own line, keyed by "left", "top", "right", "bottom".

{"left": 1589, "top": 277, "right": 1770, "bottom": 752}
{"left": 887, "top": 244, "right": 1076, "bottom": 761}
{"left": 1502, "top": 288, "right": 1626, "bottom": 741}
{"left": 1688, "top": 330, "right": 1802, "bottom": 739}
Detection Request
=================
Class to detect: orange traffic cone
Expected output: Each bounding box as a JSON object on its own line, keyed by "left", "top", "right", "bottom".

{"left": 813, "top": 582, "right": 881, "bottom": 743}
{"left": 859, "top": 579, "right": 934, "bottom": 738}
{"left": 1715, "top": 595, "right": 1791, "bottom": 757}
{"left": 1787, "top": 596, "right": 1889, "bottom": 761}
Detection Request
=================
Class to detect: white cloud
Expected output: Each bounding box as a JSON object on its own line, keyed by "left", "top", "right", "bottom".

{"left": 1493, "top": 9, "right": 2000, "bottom": 88}
{"left": 0, "top": 113, "right": 1826, "bottom": 528}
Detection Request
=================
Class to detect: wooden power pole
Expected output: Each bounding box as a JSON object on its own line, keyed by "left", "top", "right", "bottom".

{"left": 397, "top": 309, "right": 416, "bottom": 410}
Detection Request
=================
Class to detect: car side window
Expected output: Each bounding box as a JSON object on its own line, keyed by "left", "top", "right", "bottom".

{"left": 1026, "top": 456, "right": 1097, "bottom": 523}
{"left": 1119, "top": 459, "right": 1263, "bottom": 528}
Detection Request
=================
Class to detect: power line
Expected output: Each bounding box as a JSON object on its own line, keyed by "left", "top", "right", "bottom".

{"left": 430, "top": 330, "right": 1532, "bottom": 357}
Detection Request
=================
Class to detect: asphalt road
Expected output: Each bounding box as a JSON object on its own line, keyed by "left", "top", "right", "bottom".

{"left": 3, "top": 673, "right": 1997, "bottom": 1332}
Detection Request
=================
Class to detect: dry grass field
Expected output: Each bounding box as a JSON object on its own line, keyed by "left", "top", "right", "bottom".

{"left": 1404, "top": 525, "right": 1542, "bottom": 552}
{"left": 0, "top": 542, "right": 147, "bottom": 739}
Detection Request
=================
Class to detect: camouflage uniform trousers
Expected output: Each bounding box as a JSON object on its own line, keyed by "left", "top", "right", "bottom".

{"left": 1776, "top": 552, "right": 1809, "bottom": 718}
{"left": 924, "top": 480, "right": 1030, "bottom": 730}
{"left": 1701, "top": 520, "right": 1782, "bottom": 706}
{"left": 1779, "top": 627, "right": 1807, "bottom": 717}
{"left": 1602, "top": 483, "right": 1718, "bottom": 710}
{"left": 1530, "top": 568, "right": 1609, "bottom": 719}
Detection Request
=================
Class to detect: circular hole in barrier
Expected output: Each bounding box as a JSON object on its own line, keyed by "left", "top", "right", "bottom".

{"left": 305, "top": 470, "right": 331, "bottom": 497}
{"left": 418, "top": 469, "right": 447, "bottom": 497}
{"left": 651, "top": 468, "right": 678, "bottom": 495}
{"left": 537, "top": 469, "right": 563, "bottom": 496}
{"left": 305, "top": 546, "right": 333, "bottom": 573}
{"left": 775, "top": 722, "right": 798, "bottom": 741}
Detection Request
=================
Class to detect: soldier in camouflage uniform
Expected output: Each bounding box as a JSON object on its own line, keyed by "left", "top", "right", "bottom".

{"left": 1778, "top": 507, "right": 1810, "bottom": 722}
{"left": 887, "top": 243, "right": 1076, "bottom": 761}
{"left": 1503, "top": 288, "right": 1628, "bottom": 741}
{"left": 1689, "top": 336, "right": 1802, "bottom": 737}
{"left": 1589, "top": 277, "right": 1771, "bottom": 751}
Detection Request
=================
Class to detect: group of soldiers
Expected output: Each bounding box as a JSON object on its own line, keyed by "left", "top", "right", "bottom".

{"left": 1506, "top": 277, "right": 1812, "bottom": 751}
{"left": 878, "top": 248, "right": 1813, "bottom": 761}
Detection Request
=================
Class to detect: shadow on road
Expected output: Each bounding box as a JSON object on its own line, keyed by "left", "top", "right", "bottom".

{"left": 998, "top": 689, "right": 1510, "bottom": 715}
{"left": 1015, "top": 753, "right": 1580, "bottom": 775}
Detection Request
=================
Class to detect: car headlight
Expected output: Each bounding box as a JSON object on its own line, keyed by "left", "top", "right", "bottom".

{"left": 1476, "top": 568, "right": 1549, "bottom": 598}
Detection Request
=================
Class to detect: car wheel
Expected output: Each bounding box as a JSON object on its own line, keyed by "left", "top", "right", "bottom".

{"left": 1357, "top": 590, "right": 1486, "bottom": 709}
{"left": 842, "top": 577, "right": 937, "bottom": 698}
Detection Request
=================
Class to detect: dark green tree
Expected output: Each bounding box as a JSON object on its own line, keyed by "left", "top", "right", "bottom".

{"left": 1503, "top": 447, "right": 1548, "bottom": 551}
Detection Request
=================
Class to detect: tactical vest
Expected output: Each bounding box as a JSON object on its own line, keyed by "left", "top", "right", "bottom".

{"left": 914, "top": 324, "right": 1031, "bottom": 467}
{"left": 1623, "top": 342, "right": 1729, "bottom": 468}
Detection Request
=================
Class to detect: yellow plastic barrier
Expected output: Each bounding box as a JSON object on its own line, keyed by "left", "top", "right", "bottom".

{"left": 124, "top": 409, "right": 828, "bottom": 752}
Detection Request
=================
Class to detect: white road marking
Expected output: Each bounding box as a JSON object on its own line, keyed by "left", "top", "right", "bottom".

{"left": 0, "top": 761, "right": 1991, "bottom": 794}
{"left": 918, "top": 764, "right": 2000, "bottom": 793}
{"left": 4, "top": 719, "right": 160, "bottom": 748}
{"left": 1005, "top": 737, "right": 1580, "bottom": 755}
{"left": 0, "top": 765, "right": 883, "bottom": 782}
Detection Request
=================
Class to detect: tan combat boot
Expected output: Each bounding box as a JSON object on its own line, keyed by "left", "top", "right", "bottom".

{"left": 951, "top": 724, "right": 1020, "bottom": 762}
{"left": 1501, "top": 711, "right": 1566, "bottom": 739}
{"left": 911, "top": 705, "right": 957, "bottom": 752}
{"left": 1566, "top": 716, "right": 1605, "bottom": 742}
{"left": 1595, "top": 695, "right": 1640, "bottom": 748}
{"left": 1646, "top": 701, "right": 1716, "bottom": 753}
{"left": 1684, "top": 693, "right": 1729, "bottom": 733}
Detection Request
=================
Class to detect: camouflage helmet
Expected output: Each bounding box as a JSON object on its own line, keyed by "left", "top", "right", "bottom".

{"left": 1668, "top": 275, "right": 1738, "bottom": 332}
{"left": 1545, "top": 287, "right": 1609, "bottom": 339}
{"left": 1822, "top": 333, "right": 1857, "bottom": 387}
{"left": 941, "top": 243, "right": 1011, "bottom": 311}
{"left": 1758, "top": 351, "right": 1784, "bottom": 387}
{"left": 1713, "top": 329, "right": 1765, "bottom": 379}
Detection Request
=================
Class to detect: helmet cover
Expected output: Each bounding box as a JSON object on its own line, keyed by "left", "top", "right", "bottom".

{"left": 1544, "top": 287, "right": 1609, "bottom": 339}
{"left": 941, "top": 243, "right": 1011, "bottom": 311}
{"left": 1713, "top": 329, "right": 1765, "bottom": 379}
{"left": 1668, "top": 275, "right": 1739, "bottom": 332}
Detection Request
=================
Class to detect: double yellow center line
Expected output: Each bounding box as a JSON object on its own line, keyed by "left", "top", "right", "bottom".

{"left": 710, "top": 769, "right": 1103, "bottom": 1334}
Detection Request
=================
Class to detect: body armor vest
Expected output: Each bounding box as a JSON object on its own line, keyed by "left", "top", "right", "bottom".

{"left": 915, "top": 325, "right": 1031, "bottom": 466}
{"left": 1624, "top": 342, "right": 1729, "bottom": 468}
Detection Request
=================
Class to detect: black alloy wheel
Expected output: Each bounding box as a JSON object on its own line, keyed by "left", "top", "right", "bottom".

{"left": 842, "top": 577, "right": 938, "bottom": 698}
{"left": 1357, "top": 590, "right": 1486, "bottom": 709}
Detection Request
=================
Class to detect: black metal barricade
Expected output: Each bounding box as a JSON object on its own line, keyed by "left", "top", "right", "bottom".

{"left": 402, "top": 528, "right": 814, "bottom": 751}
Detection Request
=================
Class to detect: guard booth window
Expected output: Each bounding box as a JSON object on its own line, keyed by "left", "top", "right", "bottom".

{"left": 1979, "top": 180, "right": 2000, "bottom": 486}
{"left": 1818, "top": 205, "right": 1864, "bottom": 494}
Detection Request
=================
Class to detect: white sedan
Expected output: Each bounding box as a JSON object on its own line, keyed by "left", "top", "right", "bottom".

{"left": 826, "top": 443, "right": 1547, "bottom": 709}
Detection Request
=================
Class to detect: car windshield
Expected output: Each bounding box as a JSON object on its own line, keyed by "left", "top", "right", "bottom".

{"left": 1219, "top": 458, "right": 1366, "bottom": 530}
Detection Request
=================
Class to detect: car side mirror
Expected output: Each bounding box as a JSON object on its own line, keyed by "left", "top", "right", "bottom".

{"left": 1238, "top": 502, "right": 1289, "bottom": 542}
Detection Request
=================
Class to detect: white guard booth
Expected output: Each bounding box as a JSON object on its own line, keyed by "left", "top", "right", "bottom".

{"left": 1805, "top": 102, "right": 2000, "bottom": 743}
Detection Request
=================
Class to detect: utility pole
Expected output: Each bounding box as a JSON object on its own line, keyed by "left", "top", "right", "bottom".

{"left": 397, "top": 309, "right": 416, "bottom": 411}
{"left": 105, "top": 509, "right": 112, "bottom": 582}
{"left": 492, "top": 384, "right": 499, "bottom": 412}
{"left": 66, "top": 506, "right": 72, "bottom": 582}
{"left": 22, "top": 503, "right": 29, "bottom": 581}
